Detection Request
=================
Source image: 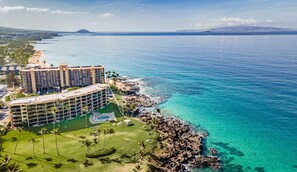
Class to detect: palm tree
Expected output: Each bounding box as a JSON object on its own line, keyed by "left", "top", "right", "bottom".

{"left": 111, "top": 71, "right": 119, "bottom": 85}
{"left": 13, "top": 127, "right": 23, "bottom": 154}
{"left": 92, "top": 127, "right": 101, "bottom": 150}
{"left": 0, "top": 155, "right": 22, "bottom": 172}
{"left": 51, "top": 128, "right": 60, "bottom": 155}
{"left": 50, "top": 106, "right": 58, "bottom": 129}
{"left": 0, "top": 126, "right": 7, "bottom": 156}
{"left": 28, "top": 137, "right": 39, "bottom": 158}
{"left": 81, "top": 139, "right": 93, "bottom": 153}
{"left": 104, "top": 128, "right": 115, "bottom": 149}
{"left": 82, "top": 106, "right": 89, "bottom": 128}
{"left": 105, "top": 71, "right": 111, "bottom": 82}
{"left": 0, "top": 155, "right": 11, "bottom": 169}
{"left": 132, "top": 163, "right": 142, "bottom": 172}
{"left": 7, "top": 162, "right": 22, "bottom": 172}
{"left": 64, "top": 103, "right": 71, "bottom": 128}
{"left": 39, "top": 128, "right": 47, "bottom": 154}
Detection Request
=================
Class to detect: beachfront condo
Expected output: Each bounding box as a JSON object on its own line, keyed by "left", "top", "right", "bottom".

{"left": 8, "top": 84, "right": 110, "bottom": 127}
{"left": 20, "top": 64, "right": 105, "bottom": 93}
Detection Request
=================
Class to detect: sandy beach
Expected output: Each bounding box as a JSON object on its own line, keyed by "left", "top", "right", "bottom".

{"left": 28, "top": 50, "right": 45, "bottom": 67}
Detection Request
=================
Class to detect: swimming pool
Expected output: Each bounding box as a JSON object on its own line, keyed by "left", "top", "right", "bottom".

{"left": 98, "top": 115, "right": 110, "bottom": 122}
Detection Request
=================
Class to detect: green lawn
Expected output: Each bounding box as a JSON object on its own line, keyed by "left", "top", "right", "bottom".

{"left": 2, "top": 112, "right": 157, "bottom": 171}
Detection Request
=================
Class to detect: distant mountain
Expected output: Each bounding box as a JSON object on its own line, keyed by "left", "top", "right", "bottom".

{"left": 76, "top": 29, "right": 91, "bottom": 33}
{"left": 177, "top": 26, "right": 297, "bottom": 34}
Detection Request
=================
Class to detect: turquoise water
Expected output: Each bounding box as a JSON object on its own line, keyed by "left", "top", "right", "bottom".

{"left": 35, "top": 35, "right": 297, "bottom": 172}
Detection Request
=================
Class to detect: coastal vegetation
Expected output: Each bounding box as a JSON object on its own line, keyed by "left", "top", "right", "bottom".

{"left": 0, "top": 40, "right": 34, "bottom": 66}
{"left": 0, "top": 26, "right": 59, "bottom": 66}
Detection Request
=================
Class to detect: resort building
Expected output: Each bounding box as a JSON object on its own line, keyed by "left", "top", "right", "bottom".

{"left": 20, "top": 64, "right": 105, "bottom": 93}
{"left": 8, "top": 84, "right": 110, "bottom": 127}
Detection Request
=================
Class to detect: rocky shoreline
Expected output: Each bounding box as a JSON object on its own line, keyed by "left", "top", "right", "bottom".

{"left": 111, "top": 77, "right": 220, "bottom": 171}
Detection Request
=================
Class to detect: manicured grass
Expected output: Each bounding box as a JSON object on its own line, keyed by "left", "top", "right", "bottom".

{"left": 97, "top": 103, "right": 123, "bottom": 118}
{"left": 2, "top": 116, "right": 157, "bottom": 171}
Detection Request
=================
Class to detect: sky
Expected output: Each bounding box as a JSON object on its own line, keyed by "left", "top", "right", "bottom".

{"left": 0, "top": 0, "right": 297, "bottom": 32}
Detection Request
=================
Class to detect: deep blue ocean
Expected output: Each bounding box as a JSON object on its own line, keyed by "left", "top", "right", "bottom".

{"left": 35, "top": 34, "right": 297, "bottom": 172}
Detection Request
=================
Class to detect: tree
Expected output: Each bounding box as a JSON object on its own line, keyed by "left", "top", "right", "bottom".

{"left": 13, "top": 127, "right": 23, "bottom": 154}
{"left": 39, "top": 127, "right": 47, "bottom": 154}
{"left": 104, "top": 128, "right": 115, "bottom": 149}
{"left": 51, "top": 128, "right": 60, "bottom": 155}
{"left": 0, "top": 155, "right": 11, "bottom": 169}
{"left": 6, "top": 73, "right": 19, "bottom": 88}
{"left": 132, "top": 163, "right": 142, "bottom": 172}
{"left": 82, "top": 106, "right": 89, "bottom": 128}
{"left": 81, "top": 139, "right": 93, "bottom": 153}
{"left": 7, "top": 162, "right": 22, "bottom": 172}
{"left": 111, "top": 71, "right": 119, "bottom": 85}
{"left": 28, "top": 137, "right": 39, "bottom": 158}
{"left": 64, "top": 103, "right": 71, "bottom": 128}
{"left": 0, "top": 155, "right": 22, "bottom": 172}
{"left": 91, "top": 127, "right": 101, "bottom": 150}
{"left": 50, "top": 106, "right": 58, "bottom": 128}
{"left": 0, "top": 126, "right": 7, "bottom": 156}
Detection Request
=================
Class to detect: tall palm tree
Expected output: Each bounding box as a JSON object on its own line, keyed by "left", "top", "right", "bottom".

{"left": 0, "top": 126, "right": 7, "bottom": 156}
{"left": 51, "top": 128, "right": 60, "bottom": 155}
{"left": 104, "top": 128, "right": 115, "bottom": 149}
{"left": 64, "top": 103, "right": 71, "bottom": 128}
{"left": 50, "top": 106, "right": 58, "bottom": 129}
{"left": 39, "top": 128, "right": 47, "bottom": 154}
{"left": 28, "top": 137, "right": 39, "bottom": 158}
{"left": 13, "top": 127, "right": 23, "bottom": 154}
{"left": 82, "top": 106, "right": 89, "bottom": 128}
{"left": 105, "top": 71, "right": 111, "bottom": 82}
{"left": 92, "top": 127, "right": 101, "bottom": 150}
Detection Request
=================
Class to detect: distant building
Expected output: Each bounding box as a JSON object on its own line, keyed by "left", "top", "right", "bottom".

{"left": 8, "top": 84, "right": 110, "bottom": 127}
{"left": 0, "top": 65, "right": 24, "bottom": 74}
{"left": 0, "top": 84, "right": 7, "bottom": 98}
{"left": 20, "top": 64, "right": 105, "bottom": 93}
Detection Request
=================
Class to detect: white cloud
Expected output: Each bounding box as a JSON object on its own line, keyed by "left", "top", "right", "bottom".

{"left": 97, "top": 13, "right": 115, "bottom": 18}
{"left": 195, "top": 17, "right": 273, "bottom": 29}
{"left": 50, "top": 10, "right": 88, "bottom": 15}
{"left": 0, "top": 6, "right": 25, "bottom": 13}
{"left": 26, "top": 7, "right": 49, "bottom": 13}
{"left": 0, "top": 5, "right": 88, "bottom": 15}
{"left": 50, "top": 10, "right": 74, "bottom": 15}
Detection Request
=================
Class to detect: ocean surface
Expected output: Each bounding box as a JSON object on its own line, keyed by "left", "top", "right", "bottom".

{"left": 35, "top": 34, "right": 297, "bottom": 172}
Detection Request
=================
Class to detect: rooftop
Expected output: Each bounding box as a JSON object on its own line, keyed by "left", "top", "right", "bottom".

{"left": 21, "top": 64, "right": 104, "bottom": 71}
{"left": 9, "top": 84, "right": 109, "bottom": 106}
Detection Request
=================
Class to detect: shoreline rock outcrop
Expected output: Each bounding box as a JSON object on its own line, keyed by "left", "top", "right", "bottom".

{"left": 111, "top": 77, "right": 220, "bottom": 171}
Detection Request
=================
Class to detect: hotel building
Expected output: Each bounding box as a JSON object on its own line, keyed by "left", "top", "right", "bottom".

{"left": 20, "top": 64, "right": 105, "bottom": 93}
{"left": 9, "top": 84, "right": 110, "bottom": 127}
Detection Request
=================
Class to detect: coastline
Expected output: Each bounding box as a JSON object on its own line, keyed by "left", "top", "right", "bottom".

{"left": 28, "top": 49, "right": 45, "bottom": 67}
{"left": 110, "top": 77, "right": 220, "bottom": 171}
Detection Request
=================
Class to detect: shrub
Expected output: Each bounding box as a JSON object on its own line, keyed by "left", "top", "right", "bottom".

{"left": 86, "top": 148, "right": 116, "bottom": 158}
{"left": 10, "top": 137, "right": 17, "bottom": 142}
{"left": 66, "top": 87, "right": 80, "bottom": 92}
